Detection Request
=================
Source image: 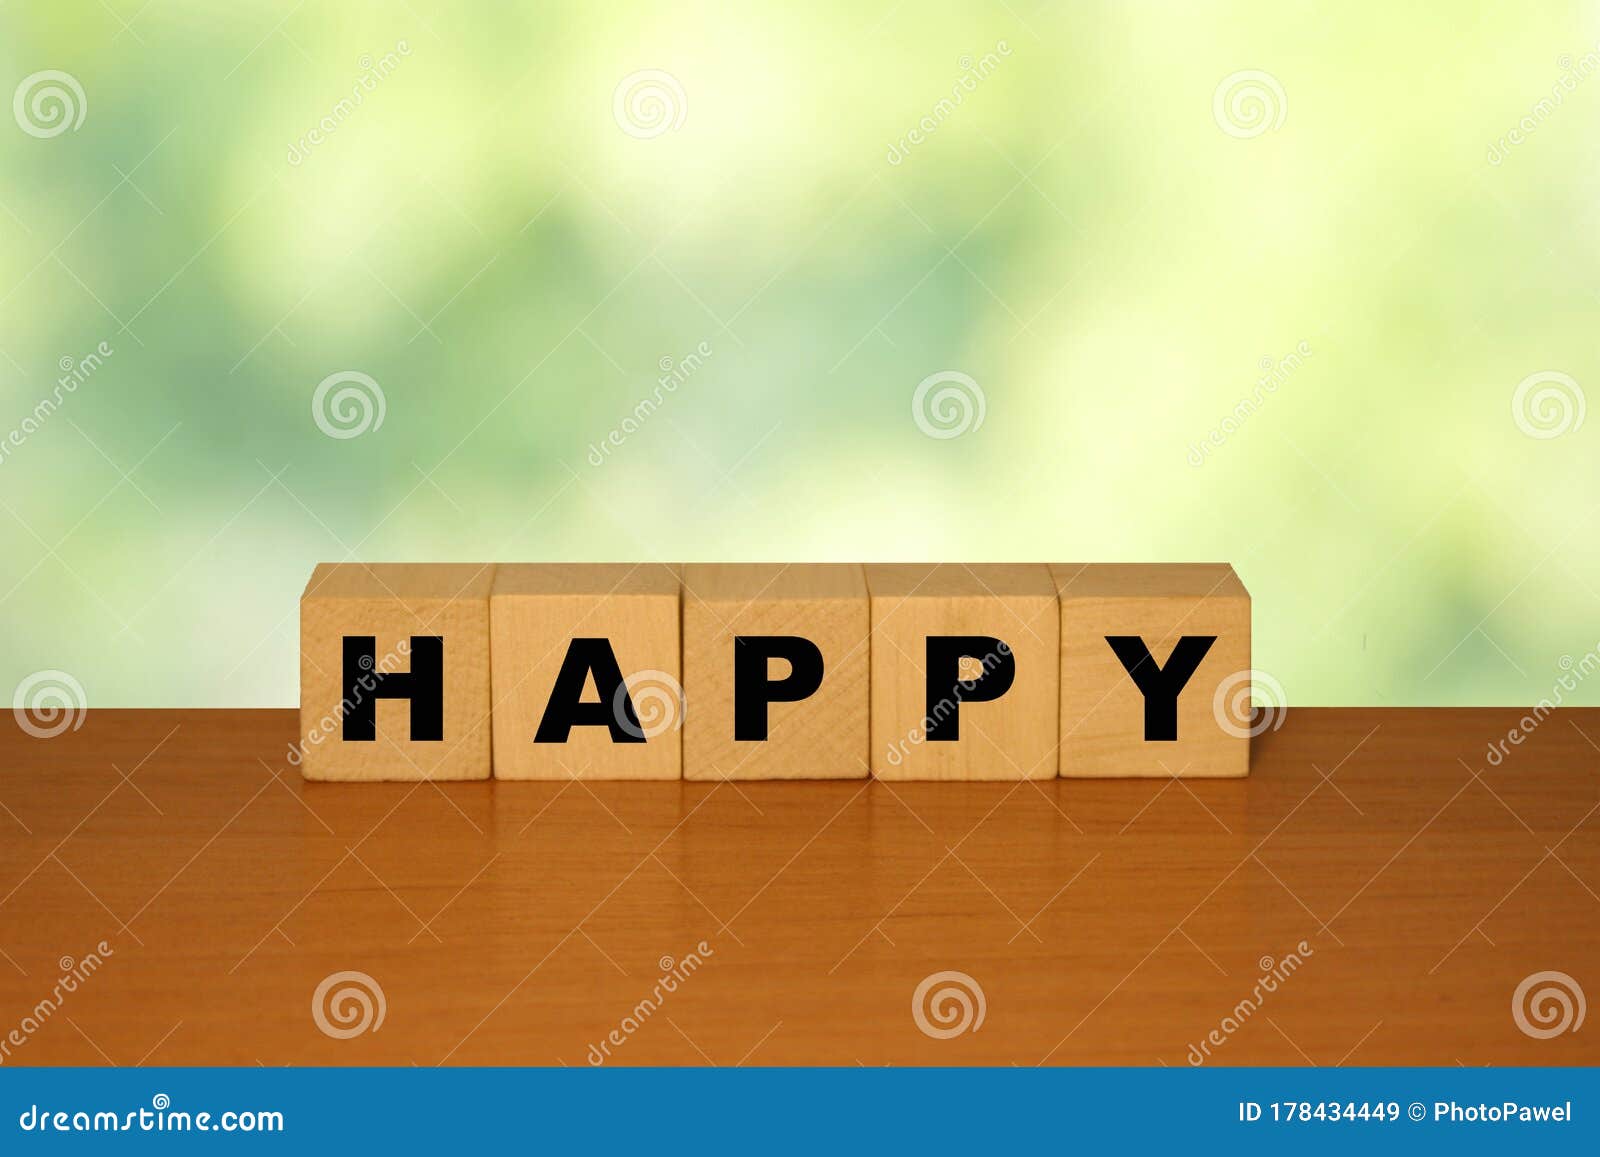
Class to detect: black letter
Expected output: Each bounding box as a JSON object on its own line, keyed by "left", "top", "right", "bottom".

{"left": 1104, "top": 635, "right": 1216, "bottom": 741}
{"left": 533, "top": 638, "right": 645, "bottom": 744}
{"left": 733, "top": 635, "right": 825, "bottom": 740}
{"left": 341, "top": 635, "right": 443, "bottom": 741}
{"left": 924, "top": 635, "right": 1016, "bottom": 741}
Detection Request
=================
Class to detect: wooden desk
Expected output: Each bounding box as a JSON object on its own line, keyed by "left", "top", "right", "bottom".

{"left": 1, "top": 708, "right": 1596, "bottom": 1066}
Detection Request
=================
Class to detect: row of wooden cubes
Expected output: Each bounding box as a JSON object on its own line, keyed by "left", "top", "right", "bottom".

{"left": 298, "top": 562, "right": 1251, "bottom": 781}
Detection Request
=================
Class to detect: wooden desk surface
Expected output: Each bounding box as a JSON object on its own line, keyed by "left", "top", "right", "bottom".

{"left": 1, "top": 708, "right": 1596, "bottom": 1067}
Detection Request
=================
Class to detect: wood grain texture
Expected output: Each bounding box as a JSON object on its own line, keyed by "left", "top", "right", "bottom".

{"left": 299, "top": 562, "right": 494, "bottom": 782}
{"left": 489, "top": 563, "right": 681, "bottom": 780}
{"left": 2, "top": 708, "right": 1598, "bottom": 1067}
{"left": 865, "top": 564, "right": 1059, "bottom": 780}
{"left": 681, "top": 564, "right": 869, "bottom": 781}
{"left": 1052, "top": 563, "right": 1250, "bottom": 779}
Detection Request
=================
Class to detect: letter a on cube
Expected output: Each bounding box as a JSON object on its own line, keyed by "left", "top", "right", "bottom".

{"left": 490, "top": 564, "right": 682, "bottom": 779}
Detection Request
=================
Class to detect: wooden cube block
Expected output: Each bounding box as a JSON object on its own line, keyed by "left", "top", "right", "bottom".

{"left": 490, "top": 564, "right": 682, "bottom": 780}
{"left": 682, "top": 563, "right": 869, "bottom": 781}
{"left": 298, "top": 563, "right": 494, "bottom": 782}
{"left": 1052, "top": 563, "right": 1251, "bottom": 778}
{"left": 865, "top": 564, "right": 1059, "bottom": 780}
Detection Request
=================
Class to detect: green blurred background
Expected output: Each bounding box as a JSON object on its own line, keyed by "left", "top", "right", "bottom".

{"left": 2, "top": 2, "right": 1597, "bottom": 708}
